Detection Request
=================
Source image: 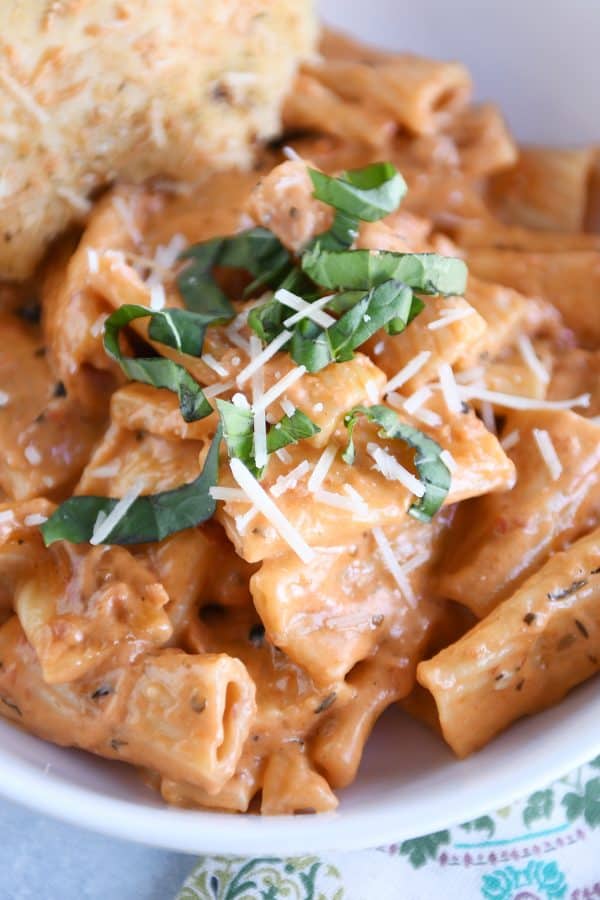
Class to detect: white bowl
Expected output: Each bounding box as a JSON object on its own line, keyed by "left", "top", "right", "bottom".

{"left": 1, "top": 1, "right": 598, "bottom": 854}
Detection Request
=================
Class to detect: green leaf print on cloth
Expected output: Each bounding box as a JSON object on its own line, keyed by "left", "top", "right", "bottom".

{"left": 523, "top": 789, "right": 554, "bottom": 828}
{"left": 177, "top": 757, "right": 600, "bottom": 900}
{"left": 178, "top": 856, "right": 343, "bottom": 900}
{"left": 398, "top": 830, "right": 451, "bottom": 868}
{"left": 562, "top": 777, "right": 600, "bottom": 828}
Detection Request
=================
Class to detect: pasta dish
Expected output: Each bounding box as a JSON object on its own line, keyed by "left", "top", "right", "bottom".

{"left": 0, "top": 23, "right": 599, "bottom": 816}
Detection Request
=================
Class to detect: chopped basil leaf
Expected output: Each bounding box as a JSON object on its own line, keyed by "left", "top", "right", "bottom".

{"left": 178, "top": 228, "right": 292, "bottom": 310}
{"left": 247, "top": 296, "right": 288, "bottom": 344}
{"left": 312, "top": 208, "right": 360, "bottom": 253}
{"left": 309, "top": 163, "right": 407, "bottom": 223}
{"left": 287, "top": 281, "right": 419, "bottom": 373}
{"left": 216, "top": 400, "right": 257, "bottom": 475}
{"left": 41, "top": 425, "right": 222, "bottom": 546}
{"left": 267, "top": 409, "right": 320, "bottom": 452}
{"left": 343, "top": 405, "right": 451, "bottom": 521}
{"left": 103, "top": 305, "right": 212, "bottom": 423}
{"left": 302, "top": 247, "right": 468, "bottom": 296}
{"left": 307, "top": 163, "right": 406, "bottom": 253}
{"left": 290, "top": 319, "right": 333, "bottom": 374}
{"left": 325, "top": 281, "right": 415, "bottom": 363}
{"left": 217, "top": 400, "right": 320, "bottom": 477}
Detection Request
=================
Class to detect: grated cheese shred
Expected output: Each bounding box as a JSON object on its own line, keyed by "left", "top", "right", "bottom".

{"left": 372, "top": 527, "right": 416, "bottom": 607}
{"left": 459, "top": 387, "right": 590, "bottom": 412}
{"left": 532, "top": 428, "right": 562, "bottom": 481}
{"left": 229, "top": 459, "right": 315, "bottom": 563}
{"left": 276, "top": 289, "right": 336, "bottom": 329}
{"left": 202, "top": 354, "right": 228, "bottom": 377}
{"left": 427, "top": 307, "right": 475, "bottom": 330}
{"left": 501, "top": 429, "right": 521, "bottom": 451}
{"left": 307, "top": 445, "right": 337, "bottom": 493}
{"left": 253, "top": 366, "right": 306, "bottom": 413}
{"left": 403, "top": 386, "right": 433, "bottom": 415}
{"left": 270, "top": 460, "right": 311, "bottom": 498}
{"left": 236, "top": 331, "right": 292, "bottom": 386}
{"left": 250, "top": 336, "right": 268, "bottom": 469}
{"left": 517, "top": 335, "right": 550, "bottom": 385}
{"left": 367, "top": 443, "right": 425, "bottom": 497}
{"left": 384, "top": 351, "right": 431, "bottom": 394}
{"left": 90, "top": 481, "right": 143, "bottom": 546}
{"left": 438, "top": 363, "right": 462, "bottom": 415}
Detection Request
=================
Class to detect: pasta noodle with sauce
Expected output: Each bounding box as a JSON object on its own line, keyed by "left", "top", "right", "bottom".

{"left": 0, "top": 26, "right": 598, "bottom": 815}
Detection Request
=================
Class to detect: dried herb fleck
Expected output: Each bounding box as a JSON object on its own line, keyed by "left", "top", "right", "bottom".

{"left": 547, "top": 579, "right": 587, "bottom": 601}
{"left": 315, "top": 692, "right": 337, "bottom": 714}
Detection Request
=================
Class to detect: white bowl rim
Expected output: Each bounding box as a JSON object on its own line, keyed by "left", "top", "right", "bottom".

{"left": 2, "top": 679, "right": 599, "bottom": 855}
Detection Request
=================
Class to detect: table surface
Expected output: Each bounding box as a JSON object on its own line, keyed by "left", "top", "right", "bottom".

{"left": 0, "top": 798, "right": 191, "bottom": 900}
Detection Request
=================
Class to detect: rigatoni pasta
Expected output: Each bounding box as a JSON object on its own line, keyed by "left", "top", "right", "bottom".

{"left": 0, "top": 26, "right": 598, "bottom": 816}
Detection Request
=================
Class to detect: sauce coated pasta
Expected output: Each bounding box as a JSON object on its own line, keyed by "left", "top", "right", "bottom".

{"left": 0, "top": 28, "right": 598, "bottom": 815}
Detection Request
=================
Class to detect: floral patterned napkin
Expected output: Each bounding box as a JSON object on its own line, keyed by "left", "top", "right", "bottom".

{"left": 176, "top": 755, "right": 600, "bottom": 900}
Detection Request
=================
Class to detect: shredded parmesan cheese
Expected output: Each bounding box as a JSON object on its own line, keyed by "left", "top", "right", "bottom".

{"left": 149, "top": 283, "right": 166, "bottom": 311}
{"left": 235, "top": 506, "right": 258, "bottom": 535}
{"left": 460, "top": 387, "right": 590, "bottom": 411}
{"left": 270, "top": 460, "right": 311, "bottom": 498}
{"left": 438, "top": 363, "right": 462, "bottom": 415}
{"left": 403, "top": 386, "right": 433, "bottom": 415}
{"left": 0, "top": 391, "right": 9, "bottom": 407}
{"left": 275, "top": 448, "right": 293, "bottom": 464}
{"left": 373, "top": 340, "right": 385, "bottom": 356}
{"left": 367, "top": 443, "right": 425, "bottom": 496}
{"left": 455, "top": 366, "right": 486, "bottom": 385}
{"left": 236, "top": 331, "right": 292, "bottom": 386}
{"left": 203, "top": 380, "right": 234, "bottom": 400}
{"left": 23, "top": 513, "right": 48, "bottom": 527}
{"left": 280, "top": 399, "right": 296, "bottom": 417}
{"left": 402, "top": 548, "right": 432, "bottom": 574}
{"left": 372, "top": 527, "right": 416, "bottom": 607}
{"left": 307, "top": 445, "right": 337, "bottom": 493}
{"left": 342, "top": 484, "right": 369, "bottom": 514}
{"left": 24, "top": 444, "right": 42, "bottom": 466}
{"left": 314, "top": 489, "right": 368, "bottom": 515}
{"left": 276, "top": 289, "right": 336, "bottom": 329}
{"left": 147, "top": 233, "right": 188, "bottom": 286}
{"left": 209, "top": 486, "right": 250, "bottom": 502}
{"left": 517, "top": 334, "right": 550, "bottom": 385}
{"left": 202, "top": 354, "right": 228, "bottom": 377}
{"left": 225, "top": 323, "right": 252, "bottom": 354}
{"left": 89, "top": 461, "right": 121, "bottom": 479}
{"left": 532, "top": 428, "right": 563, "bottom": 481}
{"left": 90, "top": 481, "right": 143, "bottom": 546}
{"left": 440, "top": 449, "right": 457, "bottom": 473}
{"left": 0, "top": 510, "right": 14, "bottom": 524}
{"left": 232, "top": 392, "right": 250, "bottom": 409}
{"left": 384, "top": 351, "right": 431, "bottom": 394}
{"left": 249, "top": 336, "right": 268, "bottom": 469}
{"left": 411, "top": 407, "right": 443, "bottom": 428}
{"left": 229, "top": 459, "right": 315, "bottom": 563}
{"left": 481, "top": 400, "right": 497, "bottom": 434}
{"left": 253, "top": 366, "right": 307, "bottom": 413}
{"left": 427, "top": 307, "right": 476, "bottom": 330}
{"left": 501, "top": 429, "right": 521, "bottom": 451}
{"left": 86, "top": 248, "right": 100, "bottom": 274}
{"left": 282, "top": 145, "right": 302, "bottom": 161}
